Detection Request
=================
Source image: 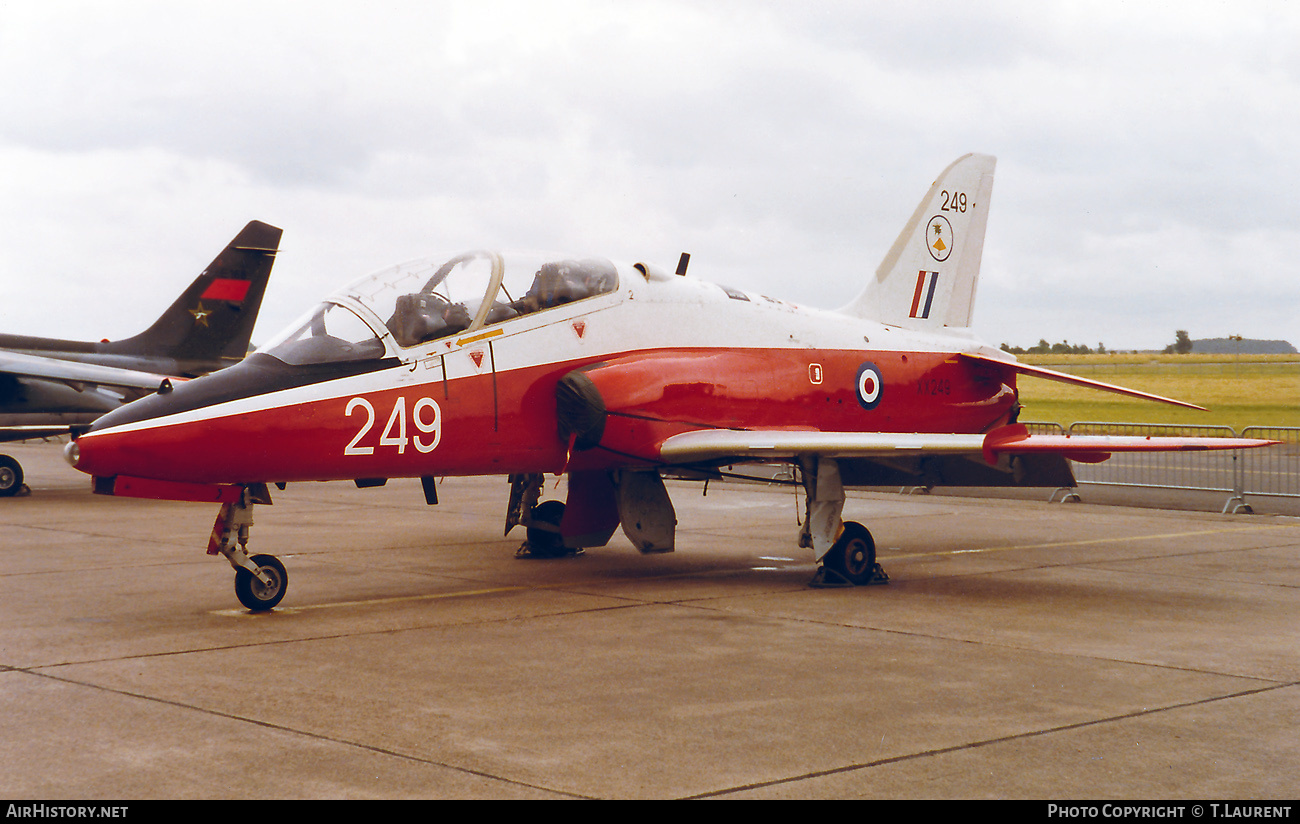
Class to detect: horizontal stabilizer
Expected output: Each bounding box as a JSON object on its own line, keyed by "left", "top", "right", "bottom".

{"left": 959, "top": 353, "right": 1206, "bottom": 410}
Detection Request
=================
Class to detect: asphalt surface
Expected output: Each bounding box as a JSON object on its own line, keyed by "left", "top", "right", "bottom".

{"left": 2, "top": 440, "right": 1298, "bottom": 799}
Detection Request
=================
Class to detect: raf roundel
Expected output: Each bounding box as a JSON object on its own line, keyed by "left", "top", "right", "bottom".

{"left": 855, "top": 362, "right": 884, "bottom": 410}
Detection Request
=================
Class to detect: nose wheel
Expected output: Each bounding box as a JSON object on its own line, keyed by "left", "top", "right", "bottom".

{"left": 234, "top": 554, "right": 288, "bottom": 611}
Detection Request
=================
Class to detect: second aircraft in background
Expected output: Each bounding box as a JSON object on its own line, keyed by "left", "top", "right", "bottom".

{"left": 0, "top": 221, "right": 281, "bottom": 495}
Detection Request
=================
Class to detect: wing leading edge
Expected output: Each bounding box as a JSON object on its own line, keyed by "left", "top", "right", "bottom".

{"left": 0, "top": 349, "right": 180, "bottom": 393}
{"left": 658, "top": 424, "right": 1278, "bottom": 466}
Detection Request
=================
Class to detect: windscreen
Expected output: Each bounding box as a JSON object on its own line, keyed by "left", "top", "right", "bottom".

{"left": 259, "top": 302, "right": 386, "bottom": 366}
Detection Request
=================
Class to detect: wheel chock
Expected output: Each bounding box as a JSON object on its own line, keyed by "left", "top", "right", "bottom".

{"left": 809, "top": 566, "right": 854, "bottom": 588}
{"left": 810, "top": 563, "right": 890, "bottom": 588}
{"left": 515, "top": 541, "right": 584, "bottom": 559}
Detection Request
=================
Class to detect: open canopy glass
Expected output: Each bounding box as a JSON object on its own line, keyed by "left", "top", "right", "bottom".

{"left": 260, "top": 250, "right": 619, "bottom": 366}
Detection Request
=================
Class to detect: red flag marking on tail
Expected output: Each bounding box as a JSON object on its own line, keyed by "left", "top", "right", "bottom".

{"left": 201, "top": 278, "right": 252, "bottom": 302}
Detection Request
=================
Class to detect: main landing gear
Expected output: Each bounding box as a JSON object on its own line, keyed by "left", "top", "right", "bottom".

{"left": 506, "top": 470, "right": 675, "bottom": 559}
{"left": 800, "top": 456, "right": 889, "bottom": 588}
{"left": 209, "top": 485, "right": 287, "bottom": 611}
{"left": 507, "top": 473, "right": 579, "bottom": 558}
{"left": 0, "top": 454, "right": 26, "bottom": 497}
{"left": 821, "top": 520, "right": 880, "bottom": 586}
{"left": 508, "top": 462, "right": 887, "bottom": 589}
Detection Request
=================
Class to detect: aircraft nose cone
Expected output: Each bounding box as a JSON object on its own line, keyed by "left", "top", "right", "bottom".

{"left": 70, "top": 357, "right": 265, "bottom": 481}
{"left": 70, "top": 352, "right": 396, "bottom": 486}
{"left": 66, "top": 425, "right": 143, "bottom": 480}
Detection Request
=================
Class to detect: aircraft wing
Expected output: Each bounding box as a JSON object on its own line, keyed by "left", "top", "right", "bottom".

{"left": 0, "top": 426, "right": 73, "bottom": 444}
{"left": 658, "top": 424, "right": 1277, "bottom": 466}
{"left": 0, "top": 351, "right": 179, "bottom": 442}
{"left": 0, "top": 349, "right": 179, "bottom": 393}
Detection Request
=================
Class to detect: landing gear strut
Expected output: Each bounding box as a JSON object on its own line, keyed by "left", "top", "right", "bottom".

{"left": 209, "top": 485, "right": 287, "bottom": 610}
{"left": 800, "top": 456, "right": 888, "bottom": 588}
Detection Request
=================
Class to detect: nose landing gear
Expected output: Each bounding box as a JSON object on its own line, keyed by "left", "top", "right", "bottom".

{"left": 209, "top": 485, "right": 287, "bottom": 611}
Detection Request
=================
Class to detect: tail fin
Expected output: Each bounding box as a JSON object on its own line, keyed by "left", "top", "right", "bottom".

{"left": 839, "top": 153, "right": 995, "bottom": 330}
{"left": 104, "top": 221, "right": 282, "bottom": 372}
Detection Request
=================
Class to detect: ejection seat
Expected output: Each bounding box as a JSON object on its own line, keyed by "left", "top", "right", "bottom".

{"left": 387, "top": 293, "right": 471, "bottom": 347}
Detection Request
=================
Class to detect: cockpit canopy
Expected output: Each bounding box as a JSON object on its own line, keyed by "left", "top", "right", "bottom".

{"left": 261, "top": 251, "right": 619, "bottom": 366}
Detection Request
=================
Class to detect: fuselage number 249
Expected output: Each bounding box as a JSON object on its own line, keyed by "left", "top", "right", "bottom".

{"left": 345, "top": 396, "right": 442, "bottom": 455}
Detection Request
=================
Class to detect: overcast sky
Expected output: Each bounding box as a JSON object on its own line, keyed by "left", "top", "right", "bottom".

{"left": 2, "top": 0, "right": 1296, "bottom": 352}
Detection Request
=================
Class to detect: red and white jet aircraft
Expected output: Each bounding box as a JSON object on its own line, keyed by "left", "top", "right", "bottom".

{"left": 66, "top": 154, "right": 1277, "bottom": 610}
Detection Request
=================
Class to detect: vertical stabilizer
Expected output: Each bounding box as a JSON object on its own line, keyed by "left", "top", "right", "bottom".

{"left": 104, "top": 221, "right": 282, "bottom": 371}
{"left": 838, "top": 154, "right": 995, "bottom": 329}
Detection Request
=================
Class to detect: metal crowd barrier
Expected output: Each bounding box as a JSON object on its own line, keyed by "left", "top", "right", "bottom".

{"left": 1240, "top": 426, "right": 1300, "bottom": 503}
{"left": 1022, "top": 421, "right": 1300, "bottom": 513}
{"left": 1022, "top": 421, "right": 1067, "bottom": 436}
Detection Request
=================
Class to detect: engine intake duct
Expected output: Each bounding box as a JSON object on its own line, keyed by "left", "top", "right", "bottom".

{"left": 556, "top": 369, "right": 607, "bottom": 451}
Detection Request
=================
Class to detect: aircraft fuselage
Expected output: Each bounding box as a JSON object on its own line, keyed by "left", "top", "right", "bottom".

{"left": 72, "top": 258, "right": 1017, "bottom": 486}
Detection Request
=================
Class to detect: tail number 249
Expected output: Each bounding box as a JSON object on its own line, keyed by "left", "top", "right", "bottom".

{"left": 345, "top": 396, "right": 442, "bottom": 455}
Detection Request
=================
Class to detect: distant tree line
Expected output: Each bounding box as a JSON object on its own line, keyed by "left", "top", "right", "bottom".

{"left": 1000, "top": 340, "right": 1108, "bottom": 355}
{"left": 1002, "top": 331, "right": 1295, "bottom": 356}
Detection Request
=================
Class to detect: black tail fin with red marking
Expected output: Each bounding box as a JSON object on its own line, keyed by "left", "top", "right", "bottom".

{"left": 104, "top": 221, "right": 281, "bottom": 373}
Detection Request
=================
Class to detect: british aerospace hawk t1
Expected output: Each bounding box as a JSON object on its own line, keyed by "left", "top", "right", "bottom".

{"left": 64, "top": 157, "right": 1275, "bottom": 610}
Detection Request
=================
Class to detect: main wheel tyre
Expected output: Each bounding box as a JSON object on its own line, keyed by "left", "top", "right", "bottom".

{"left": 0, "top": 455, "right": 23, "bottom": 497}
{"left": 525, "top": 500, "right": 567, "bottom": 558}
{"left": 234, "top": 554, "right": 288, "bottom": 611}
{"left": 825, "top": 521, "right": 876, "bottom": 586}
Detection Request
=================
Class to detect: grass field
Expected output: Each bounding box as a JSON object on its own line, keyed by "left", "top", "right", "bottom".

{"left": 1013, "top": 354, "right": 1300, "bottom": 432}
